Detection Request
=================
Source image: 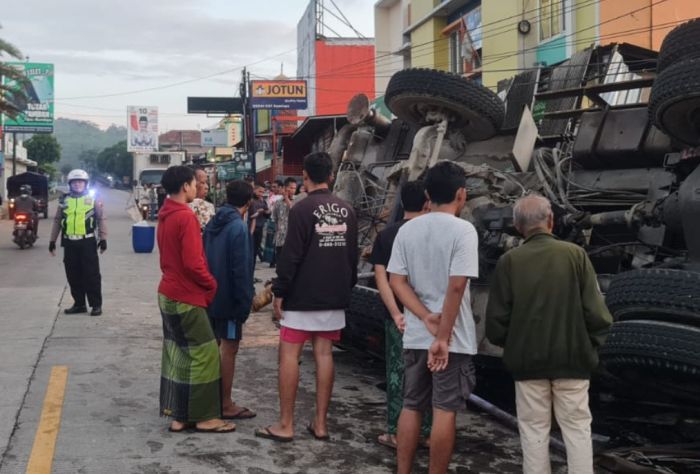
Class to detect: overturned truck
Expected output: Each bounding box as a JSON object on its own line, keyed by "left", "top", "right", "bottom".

{"left": 333, "top": 21, "right": 700, "bottom": 401}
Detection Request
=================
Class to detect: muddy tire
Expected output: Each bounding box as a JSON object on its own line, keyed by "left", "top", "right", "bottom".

{"left": 648, "top": 58, "right": 700, "bottom": 145}
{"left": 341, "top": 285, "right": 386, "bottom": 360}
{"left": 600, "top": 320, "right": 700, "bottom": 377}
{"left": 385, "top": 68, "right": 504, "bottom": 141}
{"left": 605, "top": 269, "right": 700, "bottom": 324}
{"left": 657, "top": 19, "right": 700, "bottom": 73}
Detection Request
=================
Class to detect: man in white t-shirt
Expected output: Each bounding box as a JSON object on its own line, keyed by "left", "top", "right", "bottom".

{"left": 388, "top": 160, "right": 479, "bottom": 474}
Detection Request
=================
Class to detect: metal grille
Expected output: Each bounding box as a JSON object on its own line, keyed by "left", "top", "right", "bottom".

{"left": 502, "top": 70, "right": 540, "bottom": 131}
{"left": 539, "top": 49, "right": 592, "bottom": 136}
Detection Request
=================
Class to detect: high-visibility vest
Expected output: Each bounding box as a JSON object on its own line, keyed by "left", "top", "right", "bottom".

{"left": 61, "top": 195, "right": 96, "bottom": 237}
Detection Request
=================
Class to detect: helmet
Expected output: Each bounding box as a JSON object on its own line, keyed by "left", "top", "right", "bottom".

{"left": 19, "top": 184, "right": 32, "bottom": 195}
{"left": 67, "top": 169, "right": 89, "bottom": 182}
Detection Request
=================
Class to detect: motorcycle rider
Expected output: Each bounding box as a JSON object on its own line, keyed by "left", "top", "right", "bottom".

{"left": 49, "top": 169, "right": 107, "bottom": 316}
{"left": 14, "top": 185, "right": 39, "bottom": 238}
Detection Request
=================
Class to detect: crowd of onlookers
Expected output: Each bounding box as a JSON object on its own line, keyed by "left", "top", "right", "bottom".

{"left": 153, "top": 152, "right": 613, "bottom": 474}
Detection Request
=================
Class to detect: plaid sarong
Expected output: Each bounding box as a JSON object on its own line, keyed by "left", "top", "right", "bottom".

{"left": 262, "top": 220, "right": 276, "bottom": 263}
{"left": 158, "top": 294, "right": 222, "bottom": 422}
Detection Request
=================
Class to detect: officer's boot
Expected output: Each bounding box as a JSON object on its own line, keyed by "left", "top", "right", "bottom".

{"left": 65, "top": 305, "right": 88, "bottom": 314}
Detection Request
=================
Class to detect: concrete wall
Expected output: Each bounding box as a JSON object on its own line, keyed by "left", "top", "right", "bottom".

{"left": 375, "top": 0, "right": 408, "bottom": 97}
{"left": 409, "top": 0, "right": 449, "bottom": 70}
{"left": 315, "top": 39, "right": 376, "bottom": 115}
{"left": 481, "top": 0, "right": 520, "bottom": 90}
{"left": 601, "top": 0, "right": 700, "bottom": 51}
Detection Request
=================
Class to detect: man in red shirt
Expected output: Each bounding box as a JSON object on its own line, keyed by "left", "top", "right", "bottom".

{"left": 156, "top": 165, "right": 235, "bottom": 434}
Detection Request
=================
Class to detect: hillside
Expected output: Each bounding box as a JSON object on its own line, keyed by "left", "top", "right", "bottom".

{"left": 54, "top": 118, "right": 126, "bottom": 168}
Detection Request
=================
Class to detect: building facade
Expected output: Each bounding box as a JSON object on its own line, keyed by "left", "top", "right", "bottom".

{"left": 375, "top": 0, "right": 700, "bottom": 100}
{"left": 297, "top": 0, "right": 376, "bottom": 116}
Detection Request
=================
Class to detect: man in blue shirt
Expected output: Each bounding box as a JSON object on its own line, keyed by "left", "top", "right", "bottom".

{"left": 204, "top": 180, "right": 256, "bottom": 420}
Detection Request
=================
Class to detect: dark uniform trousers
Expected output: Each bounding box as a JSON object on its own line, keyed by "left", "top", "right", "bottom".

{"left": 63, "top": 237, "right": 102, "bottom": 308}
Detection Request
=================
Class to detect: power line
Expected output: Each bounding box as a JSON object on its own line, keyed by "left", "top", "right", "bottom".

{"left": 53, "top": 48, "right": 296, "bottom": 101}
{"left": 328, "top": 0, "right": 366, "bottom": 38}
{"left": 298, "top": 0, "right": 606, "bottom": 80}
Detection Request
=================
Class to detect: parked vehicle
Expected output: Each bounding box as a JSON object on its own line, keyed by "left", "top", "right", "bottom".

{"left": 13, "top": 212, "right": 37, "bottom": 249}
{"left": 132, "top": 151, "right": 185, "bottom": 189}
{"left": 7, "top": 172, "right": 49, "bottom": 219}
{"left": 332, "top": 21, "right": 700, "bottom": 401}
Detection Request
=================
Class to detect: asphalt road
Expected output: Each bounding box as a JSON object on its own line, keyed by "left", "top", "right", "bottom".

{"left": 0, "top": 186, "right": 565, "bottom": 474}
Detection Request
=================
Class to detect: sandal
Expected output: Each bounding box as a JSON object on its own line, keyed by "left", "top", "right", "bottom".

{"left": 168, "top": 422, "right": 193, "bottom": 433}
{"left": 222, "top": 407, "right": 256, "bottom": 420}
{"left": 377, "top": 433, "right": 397, "bottom": 449}
{"left": 194, "top": 421, "right": 236, "bottom": 433}
{"left": 255, "top": 426, "right": 293, "bottom": 443}
{"left": 306, "top": 422, "right": 330, "bottom": 441}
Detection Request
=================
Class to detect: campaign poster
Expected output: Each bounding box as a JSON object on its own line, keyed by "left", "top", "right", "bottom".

{"left": 2, "top": 62, "right": 54, "bottom": 133}
{"left": 127, "top": 106, "right": 159, "bottom": 152}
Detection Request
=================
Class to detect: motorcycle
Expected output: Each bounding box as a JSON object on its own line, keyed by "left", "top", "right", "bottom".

{"left": 13, "top": 212, "right": 37, "bottom": 249}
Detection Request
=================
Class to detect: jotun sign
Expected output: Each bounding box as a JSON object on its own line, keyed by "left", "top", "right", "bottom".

{"left": 250, "top": 80, "right": 307, "bottom": 110}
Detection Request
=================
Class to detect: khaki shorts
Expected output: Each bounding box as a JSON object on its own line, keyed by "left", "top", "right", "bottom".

{"left": 402, "top": 349, "right": 476, "bottom": 412}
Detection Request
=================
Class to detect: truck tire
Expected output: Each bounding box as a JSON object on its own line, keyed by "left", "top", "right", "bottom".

{"left": 385, "top": 68, "right": 504, "bottom": 141}
{"left": 648, "top": 58, "right": 700, "bottom": 145}
{"left": 605, "top": 269, "right": 700, "bottom": 324}
{"left": 657, "top": 19, "right": 700, "bottom": 73}
{"left": 600, "top": 320, "right": 700, "bottom": 377}
{"left": 341, "top": 285, "right": 386, "bottom": 360}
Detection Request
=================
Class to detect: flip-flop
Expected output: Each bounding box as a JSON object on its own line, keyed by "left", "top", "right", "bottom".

{"left": 168, "top": 422, "right": 193, "bottom": 433}
{"left": 194, "top": 422, "right": 236, "bottom": 433}
{"left": 222, "top": 407, "right": 257, "bottom": 420}
{"left": 377, "top": 433, "right": 397, "bottom": 449}
{"left": 255, "top": 426, "right": 293, "bottom": 443}
{"left": 306, "top": 422, "right": 330, "bottom": 441}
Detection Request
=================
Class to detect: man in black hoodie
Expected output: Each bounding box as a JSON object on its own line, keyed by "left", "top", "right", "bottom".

{"left": 256, "top": 152, "right": 358, "bottom": 443}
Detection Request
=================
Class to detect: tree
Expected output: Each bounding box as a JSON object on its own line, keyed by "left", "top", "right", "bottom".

{"left": 25, "top": 134, "right": 61, "bottom": 175}
{"left": 0, "top": 30, "right": 29, "bottom": 118}
{"left": 96, "top": 141, "right": 131, "bottom": 180}
{"left": 60, "top": 163, "right": 73, "bottom": 177}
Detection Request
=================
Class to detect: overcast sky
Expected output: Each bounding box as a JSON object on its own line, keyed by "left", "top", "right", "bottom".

{"left": 2, "top": 0, "right": 376, "bottom": 131}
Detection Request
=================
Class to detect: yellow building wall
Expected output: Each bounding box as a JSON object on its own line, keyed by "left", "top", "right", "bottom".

{"left": 481, "top": 0, "right": 520, "bottom": 90}
{"left": 409, "top": 0, "right": 449, "bottom": 70}
{"left": 411, "top": 19, "right": 449, "bottom": 69}
{"left": 574, "top": 1, "right": 598, "bottom": 51}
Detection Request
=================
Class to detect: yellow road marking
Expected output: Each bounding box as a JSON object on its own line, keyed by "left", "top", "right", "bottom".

{"left": 25, "top": 366, "right": 69, "bottom": 474}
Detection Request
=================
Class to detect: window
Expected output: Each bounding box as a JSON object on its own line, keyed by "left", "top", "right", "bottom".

{"left": 540, "top": 0, "right": 565, "bottom": 41}
{"left": 449, "top": 31, "right": 464, "bottom": 74}
{"left": 448, "top": 30, "right": 481, "bottom": 75}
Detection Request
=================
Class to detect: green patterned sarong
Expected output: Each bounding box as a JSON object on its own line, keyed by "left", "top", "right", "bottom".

{"left": 159, "top": 294, "right": 222, "bottom": 422}
{"left": 386, "top": 319, "right": 432, "bottom": 436}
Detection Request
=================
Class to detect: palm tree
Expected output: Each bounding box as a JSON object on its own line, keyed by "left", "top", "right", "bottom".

{"left": 0, "top": 27, "right": 29, "bottom": 119}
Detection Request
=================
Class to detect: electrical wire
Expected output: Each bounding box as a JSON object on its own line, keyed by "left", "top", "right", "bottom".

{"left": 52, "top": 47, "right": 297, "bottom": 101}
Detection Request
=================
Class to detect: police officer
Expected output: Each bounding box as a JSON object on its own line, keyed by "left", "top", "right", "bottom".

{"left": 14, "top": 185, "right": 39, "bottom": 238}
{"left": 49, "top": 169, "right": 107, "bottom": 316}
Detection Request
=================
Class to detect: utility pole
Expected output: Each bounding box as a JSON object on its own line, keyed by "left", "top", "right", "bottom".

{"left": 240, "top": 67, "right": 248, "bottom": 154}
{"left": 11, "top": 132, "right": 16, "bottom": 177}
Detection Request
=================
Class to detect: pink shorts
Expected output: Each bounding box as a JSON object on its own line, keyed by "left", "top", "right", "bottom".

{"left": 280, "top": 326, "right": 342, "bottom": 344}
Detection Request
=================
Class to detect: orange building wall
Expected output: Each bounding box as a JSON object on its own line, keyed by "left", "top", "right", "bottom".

{"left": 315, "top": 40, "right": 375, "bottom": 115}
{"left": 600, "top": 0, "right": 700, "bottom": 51}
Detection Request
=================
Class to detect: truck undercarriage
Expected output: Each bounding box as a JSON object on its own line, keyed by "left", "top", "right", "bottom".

{"left": 331, "top": 22, "right": 700, "bottom": 403}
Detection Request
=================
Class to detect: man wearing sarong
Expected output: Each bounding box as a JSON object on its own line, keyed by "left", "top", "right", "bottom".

{"left": 369, "top": 181, "right": 431, "bottom": 449}
{"left": 156, "top": 165, "right": 235, "bottom": 434}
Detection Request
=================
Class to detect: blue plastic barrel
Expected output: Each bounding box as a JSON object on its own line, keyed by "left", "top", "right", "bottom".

{"left": 132, "top": 224, "right": 155, "bottom": 253}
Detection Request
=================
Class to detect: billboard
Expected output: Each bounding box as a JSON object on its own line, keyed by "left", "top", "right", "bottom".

{"left": 127, "top": 106, "right": 158, "bottom": 152}
{"left": 251, "top": 80, "right": 308, "bottom": 110}
{"left": 2, "top": 63, "right": 54, "bottom": 133}
{"left": 201, "top": 129, "right": 228, "bottom": 147}
{"left": 187, "top": 97, "right": 243, "bottom": 114}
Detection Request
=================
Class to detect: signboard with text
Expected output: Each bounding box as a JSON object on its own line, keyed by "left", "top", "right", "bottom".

{"left": 251, "top": 80, "right": 307, "bottom": 110}
{"left": 201, "top": 129, "right": 228, "bottom": 147}
{"left": 2, "top": 63, "right": 54, "bottom": 133}
{"left": 127, "top": 106, "right": 159, "bottom": 152}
